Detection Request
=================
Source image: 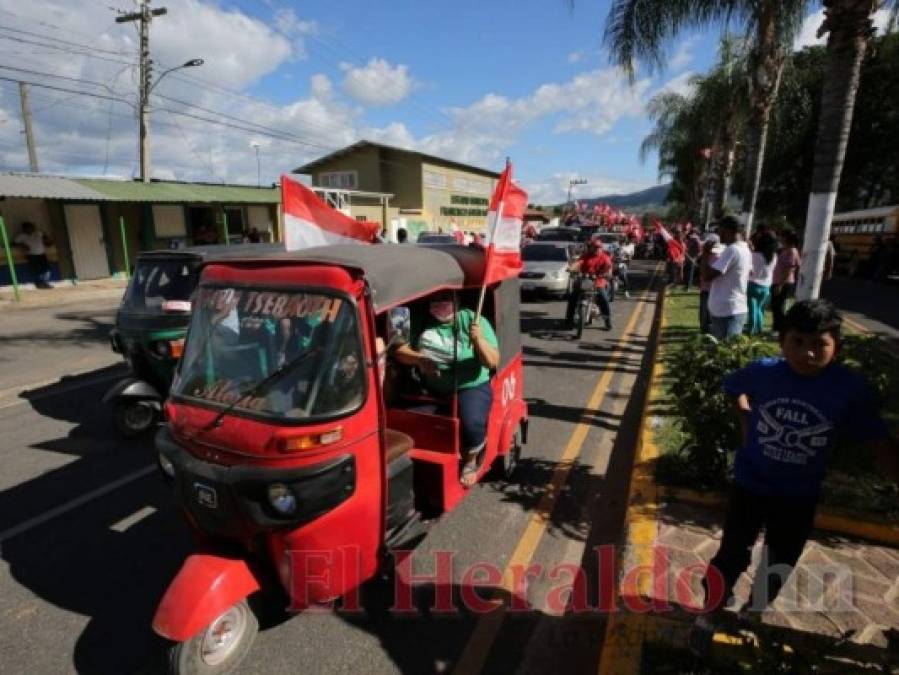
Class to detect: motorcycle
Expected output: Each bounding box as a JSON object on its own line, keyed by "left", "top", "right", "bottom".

{"left": 609, "top": 254, "right": 630, "bottom": 302}
{"left": 573, "top": 274, "right": 599, "bottom": 339}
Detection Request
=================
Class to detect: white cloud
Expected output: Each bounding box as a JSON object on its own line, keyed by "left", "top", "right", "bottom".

{"left": 669, "top": 37, "right": 697, "bottom": 72}
{"left": 341, "top": 58, "right": 414, "bottom": 106}
{"left": 568, "top": 51, "right": 584, "bottom": 64}
{"left": 523, "top": 172, "right": 655, "bottom": 206}
{"left": 657, "top": 71, "right": 696, "bottom": 98}
{"left": 794, "top": 8, "right": 892, "bottom": 50}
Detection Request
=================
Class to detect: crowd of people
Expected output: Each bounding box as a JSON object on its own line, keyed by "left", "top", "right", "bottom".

{"left": 658, "top": 216, "right": 811, "bottom": 340}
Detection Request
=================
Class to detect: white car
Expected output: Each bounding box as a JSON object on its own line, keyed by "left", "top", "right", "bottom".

{"left": 519, "top": 243, "right": 572, "bottom": 298}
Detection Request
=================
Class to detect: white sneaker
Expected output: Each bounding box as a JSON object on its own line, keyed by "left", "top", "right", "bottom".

{"left": 624, "top": 291, "right": 631, "bottom": 299}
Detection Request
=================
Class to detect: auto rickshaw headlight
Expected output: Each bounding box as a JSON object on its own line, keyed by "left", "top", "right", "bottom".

{"left": 157, "top": 452, "right": 176, "bottom": 479}
{"left": 267, "top": 483, "right": 298, "bottom": 516}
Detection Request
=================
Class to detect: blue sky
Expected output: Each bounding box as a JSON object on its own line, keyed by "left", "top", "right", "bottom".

{"left": 0, "top": 0, "right": 847, "bottom": 203}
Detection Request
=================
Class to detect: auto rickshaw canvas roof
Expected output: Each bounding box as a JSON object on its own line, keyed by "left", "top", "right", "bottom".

{"left": 203, "top": 243, "right": 488, "bottom": 312}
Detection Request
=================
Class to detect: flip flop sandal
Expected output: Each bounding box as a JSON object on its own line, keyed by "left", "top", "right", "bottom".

{"left": 460, "top": 461, "right": 479, "bottom": 488}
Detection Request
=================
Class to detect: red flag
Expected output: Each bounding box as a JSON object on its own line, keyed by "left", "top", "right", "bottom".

{"left": 281, "top": 174, "right": 379, "bottom": 250}
{"left": 484, "top": 162, "right": 527, "bottom": 284}
{"left": 654, "top": 220, "right": 684, "bottom": 263}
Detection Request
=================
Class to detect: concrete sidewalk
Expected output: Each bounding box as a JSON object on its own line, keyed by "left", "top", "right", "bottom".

{"left": 0, "top": 277, "right": 127, "bottom": 312}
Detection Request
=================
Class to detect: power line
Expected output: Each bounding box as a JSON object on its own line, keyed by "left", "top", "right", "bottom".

{"left": 0, "top": 25, "right": 133, "bottom": 57}
{"left": 0, "top": 76, "right": 133, "bottom": 107}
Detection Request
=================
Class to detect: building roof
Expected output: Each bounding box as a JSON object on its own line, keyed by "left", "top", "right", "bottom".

{"left": 292, "top": 140, "right": 502, "bottom": 179}
{"left": 0, "top": 173, "right": 281, "bottom": 204}
{"left": 209, "top": 243, "right": 488, "bottom": 312}
{"left": 0, "top": 173, "right": 111, "bottom": 200}
{"left": 75, "top": 178, "right": 280, "bottom": 204}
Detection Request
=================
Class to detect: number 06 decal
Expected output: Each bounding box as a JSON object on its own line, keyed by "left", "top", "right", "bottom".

{"left": 501, "top": 374, "right": 517, "bottom": 407}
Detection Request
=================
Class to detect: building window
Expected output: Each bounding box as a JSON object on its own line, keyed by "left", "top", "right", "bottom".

{"left": 319, "top": 171, "right": 358, "bottom": 189}
{"left": 423, "top": 170, "right": 448, "bottom": 189}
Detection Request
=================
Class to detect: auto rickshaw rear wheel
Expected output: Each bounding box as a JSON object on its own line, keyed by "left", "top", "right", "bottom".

{"left": 491, "top": 431, "right": 521, "bottom": 481}
{"left": 114, "top": 400, "right": 157, "bottom": 437}
{"left": 167, "top": 599, "right": 258, "bottom": 675}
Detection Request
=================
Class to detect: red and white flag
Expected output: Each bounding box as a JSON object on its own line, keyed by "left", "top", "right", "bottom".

{"left": 281, "top": 174, "right": 379, "bottom": 250}
{"left": 484, "top": 161, "right": 527, "bottom": 284}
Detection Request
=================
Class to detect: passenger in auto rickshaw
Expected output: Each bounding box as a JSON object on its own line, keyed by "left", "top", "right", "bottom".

{"left": 391, "top": 290, "right": 499, "bottom": 487}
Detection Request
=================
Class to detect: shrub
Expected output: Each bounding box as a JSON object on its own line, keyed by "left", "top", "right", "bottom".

{"left": 661, "top": 332, "right": 898, "bottom": 489}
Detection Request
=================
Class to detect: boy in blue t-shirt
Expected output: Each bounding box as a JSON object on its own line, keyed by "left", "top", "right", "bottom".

{"left": 691, "top": 299, "right": 898, "bottom": 654}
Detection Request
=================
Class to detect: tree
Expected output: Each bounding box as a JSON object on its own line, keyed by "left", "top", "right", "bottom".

{"left": 605, "top": 0, "right": 807, "bottom": 234}
{"left": 640, "top": 38, "right": 750, "bottom": 224}
{"left": 797, "top": 0, "right": 898, "bottom": 299}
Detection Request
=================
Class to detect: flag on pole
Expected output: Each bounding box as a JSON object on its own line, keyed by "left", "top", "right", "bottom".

{"left": 654, "top": 220, "right": 684, "bottom": 263}
{"left": 483, "top": 161, "right": 528, "bottom": 284}
{"left": 281, "top": 174, "right": 379, "bottom": 250}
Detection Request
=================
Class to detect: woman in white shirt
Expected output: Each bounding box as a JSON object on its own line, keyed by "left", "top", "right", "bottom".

{"left": 747, "top": 230, "right": 778, "bottom": 335}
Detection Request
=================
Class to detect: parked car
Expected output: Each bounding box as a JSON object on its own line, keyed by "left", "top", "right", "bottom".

{"left": 417, "top": 232, "right": 458, "bottom": 245}
{"left": 535, "top": 226, "right": 582, "bottom": 243}
{"left": 519, "top": 242, "right": 572, "bottom": 298}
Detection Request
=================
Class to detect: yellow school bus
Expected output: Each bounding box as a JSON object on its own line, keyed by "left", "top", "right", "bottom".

{"left": 830, "top": 205, "right": 899, "bottom": 275}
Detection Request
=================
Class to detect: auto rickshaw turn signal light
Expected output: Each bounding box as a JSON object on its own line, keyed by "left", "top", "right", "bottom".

{"left": 279, "top": 427, "right": 343, "bottom": 452}
{"left": 169, "top": 339, "right": 185, "bottom": 359}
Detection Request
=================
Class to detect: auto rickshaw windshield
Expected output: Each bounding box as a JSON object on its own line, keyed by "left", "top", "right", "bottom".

{"left": 172, "top": 286, "right": 365, "bottom": 420}
{"left": 122, "top": 259, "right": 197, "bottom": 312}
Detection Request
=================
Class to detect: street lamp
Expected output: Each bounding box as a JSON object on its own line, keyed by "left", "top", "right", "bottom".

{"left": 251, "top": 142, "right": 261, "bottom": 187}
{"left": 140, "top": 58, "right": 204, "bottom": 182}
{"left": 567, "top": 178, "right": 588, "bottom": 206}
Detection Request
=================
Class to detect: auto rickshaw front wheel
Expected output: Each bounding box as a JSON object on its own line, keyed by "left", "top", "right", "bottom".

{"left": 167, "top": 600, "right": 258, "bottom": 675}
{"left": 114, "top": 400, "right": 157, "bottom": 437}
{"left": 491, "top": 431, "right": 522, "bottom": 481}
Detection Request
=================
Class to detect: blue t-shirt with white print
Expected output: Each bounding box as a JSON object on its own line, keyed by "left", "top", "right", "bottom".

{"left": 723, "top": 357, "right": 887, "bottom": 496}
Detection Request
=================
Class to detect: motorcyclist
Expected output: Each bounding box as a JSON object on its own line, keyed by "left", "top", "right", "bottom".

{"left": 615, "top": 236, "right": 633, "bottom": 299}
{"left": 565, "top": 237, "right": 613, "bottom": 330}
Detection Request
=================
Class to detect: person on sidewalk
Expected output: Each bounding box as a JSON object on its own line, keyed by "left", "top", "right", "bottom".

{"left": 770, "top": 230, "right": 800, "bottom": 334}
{"left": 746, "top": 228, "right": 777, "bottom": 335}
{"left": 698, "top": 234, "right": 723, "bottom": 334}
{"left": 14, "top": 221, "right": 53, "bottom": 288}
{"left": 703, "top": 216, "right": 752, "bottom": 340}
{"left": 566, "top": 238, "right": 613, "bottom": 330}
{"left": 684, "top": 229, "right": 702, "bottom": 290}
{"left": 690, "top": 299, "right": 899, "bottom": 656}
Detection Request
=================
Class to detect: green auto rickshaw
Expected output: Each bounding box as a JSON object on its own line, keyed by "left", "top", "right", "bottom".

{"left": 105, "top": 243, "right": 284, "bottom": 435}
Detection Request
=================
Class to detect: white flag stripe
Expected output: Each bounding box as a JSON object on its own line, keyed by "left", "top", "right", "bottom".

{"left": 486, "top": 209, "right": 522, "bottom": 251}
{"left": 284, "top": 213, "right": 371, "bottom": 250}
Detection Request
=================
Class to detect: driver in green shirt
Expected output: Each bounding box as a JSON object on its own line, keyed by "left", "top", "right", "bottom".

{"left": 394, "top": 291, "right": 499, "bottom": 487}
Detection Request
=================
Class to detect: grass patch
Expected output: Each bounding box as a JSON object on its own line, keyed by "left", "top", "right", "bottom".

{"left": 651, "top": 286, "right": 899, "bottom": 518}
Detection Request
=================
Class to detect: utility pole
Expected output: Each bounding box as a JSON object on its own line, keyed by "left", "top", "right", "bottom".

{"left": 117, "top": 0, "right": 167, "bottom": 183}
{"left": 18, "top": 82, "right": 38, "bottom": 172}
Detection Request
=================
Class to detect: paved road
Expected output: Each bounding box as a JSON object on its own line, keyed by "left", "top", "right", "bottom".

{"left": 0, "top": 262, "right": 660, "bottom": 675}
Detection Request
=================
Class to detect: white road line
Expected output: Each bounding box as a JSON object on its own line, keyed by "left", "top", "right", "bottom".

{"left": 0, "top": 464, "right": 156, "bottom": 545}
{"left": 110, "top": 505, "right": 158, "bottom": 533}
{"left": 0, "top": 368, "right": 125, "bottom": 411}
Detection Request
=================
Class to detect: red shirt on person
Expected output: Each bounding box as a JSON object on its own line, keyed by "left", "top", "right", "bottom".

{"left": 577, "top": 249, "right": 613, "bottom": 289}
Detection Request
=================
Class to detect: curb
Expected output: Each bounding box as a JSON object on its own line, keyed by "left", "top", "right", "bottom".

{"left": 597, "top": 277, "right": 667, "bottom": 675}
{"left": 658, "top": 486, "right": 899, "bottom": 546}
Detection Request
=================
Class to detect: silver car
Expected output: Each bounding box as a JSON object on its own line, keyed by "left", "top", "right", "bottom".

{"left": 519, "top": 243, "right": 572, "bottom": 298}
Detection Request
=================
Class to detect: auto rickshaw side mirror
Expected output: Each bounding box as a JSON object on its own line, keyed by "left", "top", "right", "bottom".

{"left": 387, "top": 306, "right": 411, "bottom": 348}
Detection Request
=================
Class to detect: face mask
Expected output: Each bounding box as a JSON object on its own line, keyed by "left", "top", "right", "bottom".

{"left": 429, "top": 300, "right": 454, "bottom": 323}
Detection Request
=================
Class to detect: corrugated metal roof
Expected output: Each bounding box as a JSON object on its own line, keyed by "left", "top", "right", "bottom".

{"left": 0, "top": 173, "right": 111, "bottom": 200}
{"left": 74, "top": 178, "right": 280, "bottom": 204}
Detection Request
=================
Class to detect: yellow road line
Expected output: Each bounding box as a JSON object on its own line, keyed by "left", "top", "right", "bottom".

{"left": 597, "top": 285, "right": 667, "bottom": 675}
{"left": 452, "top": 264, "right": 661, "bottom": 675}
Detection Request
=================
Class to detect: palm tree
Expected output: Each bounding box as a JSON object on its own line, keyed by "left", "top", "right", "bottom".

{"left": 796, "top": 0, "right": 897, "bottom": 299}
{"left": 605, "top": 0, "right": 807, "bottom": 234}
{"left": 640, "top": 38, "right": 749, "bottom": 223}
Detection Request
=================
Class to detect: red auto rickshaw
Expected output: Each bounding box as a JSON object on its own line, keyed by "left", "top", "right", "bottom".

{"left": 153, "top": 244, "right": 528, "bottom": 673}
